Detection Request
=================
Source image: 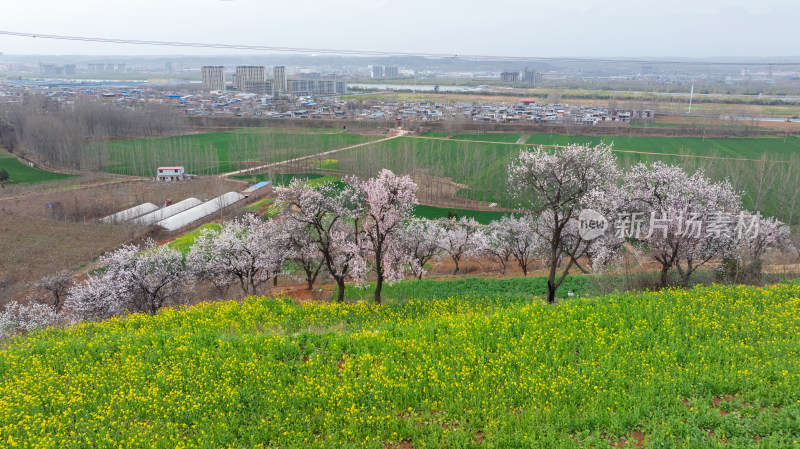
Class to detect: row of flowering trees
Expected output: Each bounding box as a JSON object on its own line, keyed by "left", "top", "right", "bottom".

{"left": 2, "top": 144, "right": 793, "bottom": 335}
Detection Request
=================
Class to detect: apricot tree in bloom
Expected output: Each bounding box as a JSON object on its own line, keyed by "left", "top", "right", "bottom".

{"left": 354, "top": 169, "right": 418, "bottom": 303}
{"left": 280, "top": 178, "right": 367, "bottom": 303}
{"left": 396, "top": 220, "right": 443, "bottom": 280}
{"left": 187, "top": 214, "right": 291, "bottom": 297}
{"left": 508, "top": 143, "right": 621, "bottom": 303}
{"left": 69, "top": 239, "right": 191, "bottom": 317}
{"left": 622, "top": 161, "right": 741, "bottom": 286}
{"left": 438, "top": 217, "right": 485, "bottom": 275}
{"left": 281, "top": 217, "right": 325, "bottom": 290}
{"left": 486, "top": 216, "right": 543, "bottom": 276}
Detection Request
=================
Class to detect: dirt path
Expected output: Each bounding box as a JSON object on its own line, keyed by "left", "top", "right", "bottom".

{"left": 0, "top": 177, "right": 146, "bottom": 202}
{"left": 219, "top": 128, "right": 408, "bottom": 178}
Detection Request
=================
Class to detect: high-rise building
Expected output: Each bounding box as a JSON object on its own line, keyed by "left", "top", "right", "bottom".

{"left": 235, "top": 66, "right": 266, "bottom": 91}
{"left": 63, "top": 64, "right": 76, "bottom": 75}
{"left": 316, "top": 80, "right": 336, "bottom": 95}
{"left": 202, "top": 66, "right": 226, "bottom": 91}
{"left": 273, "top": 66, "right": 287, "bottom": 95}
{"left": 40, "top": 63, "right": 58, "bottom": 74}
{"left": 243, "top": 80, "right": 274, "bottom": 95}
{"left": 288, "top": 79, "right": 315, "bottom": 96}
{"left": 372, "top": 65, "right": 384, "bottom": 79}
{"left": 88, "top": 63, "right": 105, "bottom": 73}
{"left": 384, "top": 66, "right": 399, "bottom": 79}
{"left": 523, "top": 67, "right": 542, "bottom": 86}
{"left": 500, "top": 71, "right": 519, "bottom": 82}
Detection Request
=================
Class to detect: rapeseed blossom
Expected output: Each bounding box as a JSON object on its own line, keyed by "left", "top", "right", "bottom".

{"left": 0, "top": 285, "right": 798, "bottom": 447}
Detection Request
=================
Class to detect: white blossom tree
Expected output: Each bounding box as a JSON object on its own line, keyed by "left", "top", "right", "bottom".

{"left": 486, "top": 216, "right": 543, "bottom": 276}
{"left": 719, "top": 212, "right": 794, "bottom": 283}
{"left": 0, "top": 271, "right": 76, "bottom": 335}
{"left": 34, "top": 270, "right": 74, "bottom": 313}
{"left": 622, "top": 161, "right": 741, "bottom": 286}
{"left": 68, "top": 239, "right": 192, "bottom": 317}
{"left": 354, "top": 169, "right": 418, "bottom": 303}
{"left": 396, "top": 220, "right": 442, "bottom": 280}
{"left": 187, "top": 214, "right": 291, "bottom": 297}
{"left": 0, "top": 301, "right": 71, "bottom": 336}
{"left": 280, "top": 178, "right": 367, "bottom": 302}
{"left": 66, "top": 274, "right": 129, "bottom": 320}
{"left": 508, "top": 143, "right": 622, "bottom": 303}
{"left": 281, "top": 217, "right": 325, "bottom": 290}
{"left": 482, "top": 221, "right": 514, "bottom": 275}
{"left": 438, "top": 217, "right": 485, "bottom": 275}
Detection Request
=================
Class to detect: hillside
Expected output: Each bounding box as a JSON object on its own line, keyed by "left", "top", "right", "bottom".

{"left": 1, "top": 285, "right": 798, "bottom": 448}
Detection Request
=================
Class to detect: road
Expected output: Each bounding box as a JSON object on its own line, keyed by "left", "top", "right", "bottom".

{"left": 219, "top": 128, "right": 407, "bottom": 178}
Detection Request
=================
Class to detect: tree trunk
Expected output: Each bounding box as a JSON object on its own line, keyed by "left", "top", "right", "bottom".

{"left": 336, "top": 278, "right": 346, "bottom": 303}
{"left": 546, "top": 279, "right": 556, "bottom": 304}
{"left": 660, "top": 263, "right": 670, "bottom": 287}
{"left": 273, "top": 276, "right": 278, "bottom": 287}
{"left": 374, "top": 273, "right": 383, "bottom": 304}
{"left": 452, "top": 257, "right": 460, "bottom": 275}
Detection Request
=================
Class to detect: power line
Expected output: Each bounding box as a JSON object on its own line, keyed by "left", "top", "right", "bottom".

{"left": 2, "top": 30, "right": 800, "bottom": 67}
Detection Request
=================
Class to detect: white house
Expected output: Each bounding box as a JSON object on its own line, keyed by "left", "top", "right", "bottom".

{"left": 157, "top": 166, "right": 185, "bottom": 182}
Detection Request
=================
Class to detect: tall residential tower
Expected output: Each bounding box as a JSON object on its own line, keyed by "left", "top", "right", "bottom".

{"left": 201, "top": 66, "right": 226, "bottom": 91}
{"left": 234, "top": 66, "right": 266, "bottom": 91}
{"left": 273, "top": 66, "right": 287, "bottom": 95}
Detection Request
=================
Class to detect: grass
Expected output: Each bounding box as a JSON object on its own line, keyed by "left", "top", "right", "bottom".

{"left": 99, "top": 128, "right": 378, "bottom": 177}
{"left": 166, "top": 223, "right": 221, "bottom": 256}
{"left": 339, "top": 133, "right": 800, "bottom": 216}
{"left": 412, "top": 204, "right": 513, "bottom": 224}
{"left": 316, "top": 159, "right": 340, "bottom": 170}
{"left": 0, "top": 150, "right": 74, "bottom": 185}
{"left": 1, "top": 284, "right": 799, "bottom": 447}
{"left": 333, "top": 275, "right": 588, "bottom": 302}
{"left": 232, "top": 173, "right": 340, "bottom": 189}
{"left": 444, "top": 132, "right": 800, "bottom": 161}
{"left": 244, "top": 198, "right": 276, "bottom": 212}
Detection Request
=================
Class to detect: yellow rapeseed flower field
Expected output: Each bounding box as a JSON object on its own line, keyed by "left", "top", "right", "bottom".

{"left": 1, "top": 284, "right": 799, "bottom": 448}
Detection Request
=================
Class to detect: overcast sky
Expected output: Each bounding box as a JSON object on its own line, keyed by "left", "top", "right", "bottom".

{"left": 1, "top": 0, "right": 798, "bottom": 58}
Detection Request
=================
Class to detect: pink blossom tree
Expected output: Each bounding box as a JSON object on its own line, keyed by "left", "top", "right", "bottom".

{"left": 280, "top": 178, "right": 367, "bottom": 303}
{"left": 353, "top": 169, "right": 418, "bottom": 303}
{"left": 187, "top": 214, "right": 291, "bottom": 297}
{"left": 396, "top": 220, "right": 443, "bottom": 280}
{"left": 508, "top": 143, "right": 622, "bottom": 303}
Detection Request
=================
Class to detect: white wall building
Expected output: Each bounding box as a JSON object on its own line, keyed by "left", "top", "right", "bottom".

{"left": 201, "top": 66, "right": 226, "bottom": 91}
{"left": 157, "top": 166, "right": 185, "bottom": 182}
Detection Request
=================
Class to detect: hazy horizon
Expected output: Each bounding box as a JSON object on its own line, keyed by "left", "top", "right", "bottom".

{"left": 2, "top": 0, "right": 799, "bottom": 59}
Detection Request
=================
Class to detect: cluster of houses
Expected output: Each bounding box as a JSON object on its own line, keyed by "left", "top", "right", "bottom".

{"left": 390, "top": 100, "right": 653, "bottom": 125}
{"left": 0, "top": 80, "right": 654, "bottom": 125}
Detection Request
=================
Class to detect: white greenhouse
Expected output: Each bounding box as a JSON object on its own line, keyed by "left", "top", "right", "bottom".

{"left": 157, "top": 192, "right": 245, "bottom": 232}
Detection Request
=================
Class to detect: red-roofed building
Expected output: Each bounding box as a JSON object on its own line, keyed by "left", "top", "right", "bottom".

{"left": 157, "top": 166, "right": 185, "bottom": 182}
